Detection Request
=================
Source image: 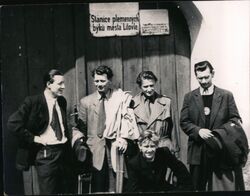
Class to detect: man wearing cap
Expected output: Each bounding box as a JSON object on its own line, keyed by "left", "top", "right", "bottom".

{"left": 180, "top": 61, "right": 244, "bottom": 191}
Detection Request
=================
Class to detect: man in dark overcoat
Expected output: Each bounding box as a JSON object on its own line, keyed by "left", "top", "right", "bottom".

{"left": 180, "top": 61, "right": 245, "bottom": 191}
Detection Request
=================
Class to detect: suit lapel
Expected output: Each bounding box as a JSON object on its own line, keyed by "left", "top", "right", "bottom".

{"left": 92, "top": 91, "right": 100, "bottom": 115}
{"left": 193, "top": 89, "right": 205, "bottom": 125}
{"left": 133, "top": 93, "right": 166, "bottom": 127}
{"left": 57, "top": 96, "right": 66, "bottom": 127}
{"left": 38, "top": 94, "right": 49, "bottom": 132}
{"left": 40, "top": 94, "right": 49, "bottom": 122}
{"left": 133, "top": 94, "right": 148, "bottom": 123}
{"left": 147, "top": 98, "right": 165, "bottom": 128}
{"left": 210, "top": 87, "right": 222, "bottom": 128}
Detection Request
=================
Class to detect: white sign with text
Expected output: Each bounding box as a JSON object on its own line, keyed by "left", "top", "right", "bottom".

{"left": 89, "top": 3, "right": 139, "bottom": 37}
{"left": 140, "top": 9, "right": 169, "bottom": 36}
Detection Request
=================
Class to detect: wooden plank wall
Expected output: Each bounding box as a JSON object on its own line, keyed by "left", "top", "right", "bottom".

{"left": 122, "top": 36, "right": 142, "bottom": 95}
{"left": 1, "top": 4, "right": 88, "bottom": 194}
{"left": 1, "top": 2, "right": 190, "bottom": 194}
{"left": 25, "top": 5, "right": 54, "bottom": 95}
{"left": 158, "top": 3, "right": 181, "bottom": 157}
{"left": 74, "top": 4, "right": 88, "bottom": 104}
{"left": 173, "top": 7, "right": 191, "bottom": 164}
{"left": 2, "top": 6, "right": 28, "bottom": 194}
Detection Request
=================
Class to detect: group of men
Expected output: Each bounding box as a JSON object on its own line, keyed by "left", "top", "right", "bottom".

{"left": 7, "top": 61, "right": 248, "bottom": 194}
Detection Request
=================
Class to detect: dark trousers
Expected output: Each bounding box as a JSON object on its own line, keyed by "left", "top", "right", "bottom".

{"left": 91, "top": 140, "right": 116, "bottom": 193}
{"left": 190, "top": 164, "right": 208, "bottom": 191}
{"left": 35, "top": 144, "right": 66, "bottom": 194}
{"left": 91, "top": 151, "right": 110, "bottom": 193}
{"left": 190, "top": 144, "right": 212, "bottom": 191}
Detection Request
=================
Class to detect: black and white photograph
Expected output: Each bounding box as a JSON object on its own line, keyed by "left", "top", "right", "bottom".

{"left": 1, "top": 0, "right": 250, "bottom": 195}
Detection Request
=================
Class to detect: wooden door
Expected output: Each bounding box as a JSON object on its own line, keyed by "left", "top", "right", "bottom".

{"left": 79, "top": 2, "right": 190, "bottom": 162}
{"left": 1, "top": 2, "right": 190, "bottom": 194}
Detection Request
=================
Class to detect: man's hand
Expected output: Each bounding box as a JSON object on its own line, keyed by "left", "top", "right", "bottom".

{"left": 198, "top": 128, "right": 214, "bottom": 140}
{"left": 34, "top": 136, "right": 47, "bottom": 146}
{"left": 114, "top": 137, "right": 128, "bottom": 153}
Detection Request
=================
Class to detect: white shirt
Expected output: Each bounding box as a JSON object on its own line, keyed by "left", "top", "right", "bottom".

{"left": 39, "top": 90, "right": 67, "bottom": 144}
{"left": 97, "top": 89, "right": 121, "bottom": 129}
{"left": 200, "top": 84, "right": 214, "bottom": 96}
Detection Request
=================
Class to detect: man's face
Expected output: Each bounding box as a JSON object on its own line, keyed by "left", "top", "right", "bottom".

{"left": 141, "top": 79, "right": 156, "bottom": 97}
{"left": 196, "top": 67, "right": 214, "bottom": 89}
{"left": 139, "top": 140, "right": 157, "bottom": 161}
{"left": 48, "top": 75, "right": 65, "bottom": 97}
{"left": 94, "top": 73, "right": 111, "bottom": 94}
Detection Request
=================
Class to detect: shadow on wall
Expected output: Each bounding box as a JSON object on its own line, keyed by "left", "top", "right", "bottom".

{"left": 176, "top": 1, "right": 203, "bottom": 52}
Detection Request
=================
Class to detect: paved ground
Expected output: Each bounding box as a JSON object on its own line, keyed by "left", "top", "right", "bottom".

{"left": 243, "top": 153, "right": 250, "bottom": 190}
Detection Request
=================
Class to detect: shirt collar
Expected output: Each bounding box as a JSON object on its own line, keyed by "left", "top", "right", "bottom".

{"left": 200, "top": 84, "right": 214, "bottom": 95}
{"left": 142, "top": 92, "right": 157, "bottom": 103}
{"left": 44, "top": 89, "right": 57, "bottom": 103}
{"left": 97, "top": 88, "right": 112, "bottom": 100}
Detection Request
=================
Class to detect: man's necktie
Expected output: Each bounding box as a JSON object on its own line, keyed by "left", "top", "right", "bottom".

{"left": 145, "top": 98, "right": 151, "bottom": 118}
{"left": 97, "top": 94, "right": 106, "bottom": 138}
{"left": 51, "top": 102, "right": 63, "bottom": 141}
{"left": 203, "top": 87, "right": 208, "bottom": 95}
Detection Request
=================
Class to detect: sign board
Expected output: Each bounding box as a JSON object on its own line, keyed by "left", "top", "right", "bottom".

{"left": 89, "top": 3, "right": 139, "bottom": 37}
{"left": 140, "top": 9, "right": 169, "bottom": 36}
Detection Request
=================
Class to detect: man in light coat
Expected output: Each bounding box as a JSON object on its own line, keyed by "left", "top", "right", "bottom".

{"left": 74, "top": 65, "right": 139, "bottom": 193}
{"left": 131, "top": 71, "right": 177, "bottom": 151}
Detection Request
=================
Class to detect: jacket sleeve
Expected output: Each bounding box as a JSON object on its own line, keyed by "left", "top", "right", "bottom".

{"left": 164, "top": 148, "right": 193, "bottom": 191}
{"left": 7, "top": 97, "right": 35, "bottom": 144}
{"left": 180, "top": 93, "right": 202, "bottom": 142}
{"left": 76, "top": 98, "right": 88, "bottom": 136}
{"left": 161, "top": 98, "right": 173, "bottom": 138}
{"left": 226, "top": 92, "right": 241, "bottom": 124}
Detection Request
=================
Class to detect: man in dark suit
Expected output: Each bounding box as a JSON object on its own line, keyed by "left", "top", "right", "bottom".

{"left": 124, "top": 130, "right": 193, "bottom": 192}
{"left": 7, "top": 69, "right": 71, "bottom": 194}
{"left": 180, "top": 61, "right": 242, "bottom": 191}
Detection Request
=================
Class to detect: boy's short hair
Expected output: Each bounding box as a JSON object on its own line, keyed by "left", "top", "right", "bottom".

{"left": 138, "top": 130, "right": 160, "bottom": 146}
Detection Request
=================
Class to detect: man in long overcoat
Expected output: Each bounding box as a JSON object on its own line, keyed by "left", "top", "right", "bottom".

{"left": 180, "top": 61, "right": 245, "bottom": 191}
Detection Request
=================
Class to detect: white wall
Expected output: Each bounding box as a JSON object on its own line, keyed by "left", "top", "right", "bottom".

{"left": 192, "top": 1, "right": 250, "bottom": 139}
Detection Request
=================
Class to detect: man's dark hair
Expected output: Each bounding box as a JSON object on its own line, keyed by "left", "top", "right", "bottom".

{"left": 136, "top": 71, "right": 158, "bottom": 87}
{"left": 92, "top": 65, "right": 113, "bottom": 80}
{"left": 43, "top": 69, "right": 63, "bottom": 87}
{"left": 194, "top": 61, "right": 214, "bottom": 76}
